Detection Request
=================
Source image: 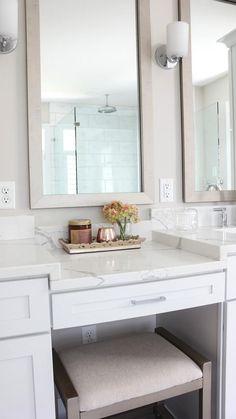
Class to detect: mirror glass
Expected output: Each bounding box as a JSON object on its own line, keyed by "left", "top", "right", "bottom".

{"left": 39, "top": 0, "right": 141, "bottom": 195}
{"left": 191, "top": 0, "right": 236, "bottom": 192}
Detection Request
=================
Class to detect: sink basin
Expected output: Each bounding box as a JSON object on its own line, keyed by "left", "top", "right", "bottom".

{"left": 215, "top": 227, "right": 236, "bottom": 234}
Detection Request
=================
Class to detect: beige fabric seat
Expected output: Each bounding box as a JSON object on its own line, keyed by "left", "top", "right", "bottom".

{"left": 53, "top": 328, "right": 212, "bottom": 419}
{"left": 59, "top": 333, "right": 202, "bottom": 412}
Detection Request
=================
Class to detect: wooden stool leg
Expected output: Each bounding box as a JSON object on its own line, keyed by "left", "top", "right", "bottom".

{"left": 53, "top": 349, "right": 81, "bottom": 419}
{"left": 154, "top": 402, "right": 175, "bottom": 419}
{"left": 199, "top": 362, "right": 212, "bottom": 419}
{"left": 153, "top": 402, "right": 162, "bottom": 418}
{"left": 199, "top": 389, "right": 203, "bottom": 419}
{"left": 66, "top": 397, "right": 80, "bottom": 419}
{"left": 55, "top": 395, "right": 59, "bottom": 419}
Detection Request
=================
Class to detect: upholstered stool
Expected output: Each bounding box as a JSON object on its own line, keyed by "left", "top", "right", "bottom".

{"left": 53, "top": 328, "right": 211, "bottom": 419}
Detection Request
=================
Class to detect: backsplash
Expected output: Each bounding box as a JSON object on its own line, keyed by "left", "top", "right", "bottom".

{"left": 0, "top": 216, "right": 35, "bottom": 240}
{"left": 0, "top": 205, "right": 236, "bottom": 245}
{"left": 36, "top": 205, "right": 236, "bottom": 249}
{"left": 36, "top": 220, "right": 153, "bottom": 249}
{"left": 151, "top": 205, "right": 236, "bottom": 230}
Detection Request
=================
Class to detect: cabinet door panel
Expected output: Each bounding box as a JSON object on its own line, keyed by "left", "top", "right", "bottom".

{"left": 0, "top": 334, "right": 55, "bottom": 419}
{"left": 224, "top": 301, "right": 236, "bottom": 419}
{"left": 0, "top": 278, "right": 50, "bottom": 338}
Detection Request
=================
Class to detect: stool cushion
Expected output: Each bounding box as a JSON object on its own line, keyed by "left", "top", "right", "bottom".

{"left": 59, "top": 333, "right": 202, "bottom": 412}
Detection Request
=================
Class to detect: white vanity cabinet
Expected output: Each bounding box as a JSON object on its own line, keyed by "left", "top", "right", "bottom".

{"left": 223, "top": 257, "right": 236, "bottom": 419}
{"left": 0, "top": 277, "right": 55, "bottom": 419}
{"left": 224, "top": 300, "right": 236, "bottom": 419}
{"left": 0, "top": 236, "right": 228, "bottom": 419}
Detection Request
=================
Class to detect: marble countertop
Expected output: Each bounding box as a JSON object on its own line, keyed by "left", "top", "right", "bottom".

{"left": 0, "top": 236, "right": 226, "bottom": 290}
{"left": 0, "top": 239, "right": 61, "bottom": 280}
{"left": 49, "top": 240, "right": 226, "bottom": 291}
{"left": 154, "top": 227, "right": 236, "bottom": 260}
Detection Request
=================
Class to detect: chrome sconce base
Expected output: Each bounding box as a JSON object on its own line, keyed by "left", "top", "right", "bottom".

{"left": 155, "top": 45, "right": 179, "bottom": 70}
{"left": 0, "top": 35, "right": 17, "bottom": 54}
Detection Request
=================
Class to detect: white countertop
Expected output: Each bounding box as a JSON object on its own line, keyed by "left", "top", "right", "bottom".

{"left": 0, "top": 237, "right": 226, "bottom": 291}
{"left": 49, "top": 241, "right": 225, "bottom": 290}
{"left": 0, "top": 239, "right": 61, "bottom": 281}
{"left": 154, "top": 227, "right": 236, "bottom": 260}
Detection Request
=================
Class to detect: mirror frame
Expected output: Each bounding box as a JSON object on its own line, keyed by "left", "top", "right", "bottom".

{"left": 179, "top": 0, "right": 236, "bottom": 202}
{"left": 25, "top": 0, "right": 155, "bottom": 208}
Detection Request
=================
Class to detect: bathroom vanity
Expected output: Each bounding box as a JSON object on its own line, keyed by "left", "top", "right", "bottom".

{"left": 0, "top": 237, "right": 227, "bottom": 419}
{"left": 155, "top": 227, "right": 236, "bottom": 419}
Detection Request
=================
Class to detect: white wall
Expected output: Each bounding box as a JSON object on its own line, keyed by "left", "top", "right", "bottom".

{"left": 0, "top": 0, "right": 182, "bottom": 226}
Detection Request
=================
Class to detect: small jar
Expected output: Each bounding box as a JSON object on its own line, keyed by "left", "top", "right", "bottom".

{"left": 97, "top": 227, "right": 116, "bottom": 242}
{"left": 175, "top": 208, "right": 198, "bottom": 231}
{"left": 68, "top": 219, "right": 92, "bottom": 244}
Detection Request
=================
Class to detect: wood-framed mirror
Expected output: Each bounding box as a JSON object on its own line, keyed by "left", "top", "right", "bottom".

{"left": 25, "top": 0, "right": 154, "bottom": 208}
{"left": 180, "top": 0, "right": 236, "bottom": 202}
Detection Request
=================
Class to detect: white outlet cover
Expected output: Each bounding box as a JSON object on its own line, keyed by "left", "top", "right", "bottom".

{"left": 82, "top": 325, "right": 97, "bottom": 344}
{"left": 159, "top": 178, "right": 174, "bottom": 203}
{"left": 0, "top": 182, "right": 15, "bottom": 209}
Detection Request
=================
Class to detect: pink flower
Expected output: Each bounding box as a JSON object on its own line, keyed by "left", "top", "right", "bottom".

{"left": 102, "top": 200, "right": 140, "bottom": 224}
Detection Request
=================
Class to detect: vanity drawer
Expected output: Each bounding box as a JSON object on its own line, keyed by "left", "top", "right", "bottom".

{"left": 51, "top": 272, "right": 225, "bottom": 329}
{"left": 226, "top": 257, "right": 236, "bottom": 300}
{"left": 0, "top": 278, "right": 50, "bottom": 338}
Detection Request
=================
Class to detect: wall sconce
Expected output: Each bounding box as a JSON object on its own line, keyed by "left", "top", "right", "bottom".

{"left": 155, "top": 21, "right": 189, "bottom": 70}
{"left": 0, "top": 0, "right": 18, "bottom": 54}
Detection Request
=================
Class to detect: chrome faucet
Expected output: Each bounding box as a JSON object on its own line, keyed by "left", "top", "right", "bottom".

{"left": 213, "top": 207, "right": 227, "bottom": 228}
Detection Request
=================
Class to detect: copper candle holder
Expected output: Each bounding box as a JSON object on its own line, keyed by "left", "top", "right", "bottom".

{"left": 97, "top": 227, "right": 117, "bottom": 243}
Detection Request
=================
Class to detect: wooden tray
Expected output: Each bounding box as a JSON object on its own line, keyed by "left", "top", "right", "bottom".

{"left": 59, "top": 238, "right": 145, "bottom": 254}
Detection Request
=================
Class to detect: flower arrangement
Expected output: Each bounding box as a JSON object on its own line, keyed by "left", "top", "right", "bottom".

{"left": 103, "top": 200, "right": 140, "bottom": 240}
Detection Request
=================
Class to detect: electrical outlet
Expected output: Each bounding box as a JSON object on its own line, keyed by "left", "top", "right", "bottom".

{"left": 159, "top": 178, "right": 174, "bottom": 202}
{"left": 0, "top": 182, "right": 15, "bottom": 209}
{"left": 82, "top": 325, "right": 97, "bottom": 344}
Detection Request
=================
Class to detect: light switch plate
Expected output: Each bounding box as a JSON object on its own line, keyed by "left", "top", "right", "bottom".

{"left": 0, "top": 182, "right": 15, "bottom": 209}
{"left": 159, "top": 178, "right": 174, "bottom": 202}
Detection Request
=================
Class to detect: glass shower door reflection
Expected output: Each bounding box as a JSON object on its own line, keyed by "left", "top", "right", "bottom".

{"left": 194, "top": 101, "right": 233, "bottom": 192}
{"left": 42, "top": 109, "right": 77, "bottom": 195}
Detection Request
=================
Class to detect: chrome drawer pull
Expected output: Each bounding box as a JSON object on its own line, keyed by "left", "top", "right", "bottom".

{"left": 131, "top": 296, "right": 167, "bottom": 305}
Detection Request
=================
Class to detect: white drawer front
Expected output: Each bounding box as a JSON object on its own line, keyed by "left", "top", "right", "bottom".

{"left": 52, "top": 272, "right": 225, "bottom": 329}
{"left": 0, "top": 278, "right": 50, "bottom": 338}
{"left": 226, "top": 256, "right": 236, "bottom": 300}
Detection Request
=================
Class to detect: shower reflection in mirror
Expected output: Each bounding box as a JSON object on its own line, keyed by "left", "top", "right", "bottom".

{"left": 194, "top": 100, "right": 231, "bottom": 192}
{"left": 42, "top": 97, "right": 140, "bottom": 195}
{"left": 192, "top": 0, "right": 236, "bottom": 192}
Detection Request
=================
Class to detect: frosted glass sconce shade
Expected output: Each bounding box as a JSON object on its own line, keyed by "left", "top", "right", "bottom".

{"left": 155, "top": 21, "right": 189, "bottom": 70}
{"left": 0, "top": 0, "right": 18, "bottom": 53}
{"left": 166, "top": 22, "right": 189, "bottom": 59}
